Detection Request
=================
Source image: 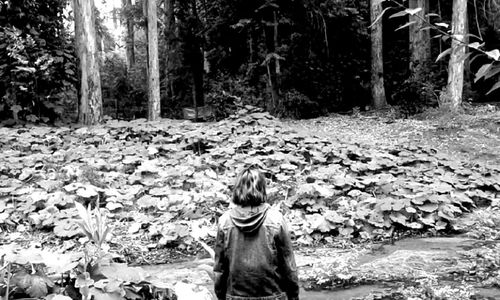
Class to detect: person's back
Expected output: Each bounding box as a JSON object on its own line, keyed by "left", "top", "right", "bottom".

{"left": 214, "top": 166, "right": 299, "bottom": 300}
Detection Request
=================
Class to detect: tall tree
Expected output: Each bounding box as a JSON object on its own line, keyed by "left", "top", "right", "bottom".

{"left": 123, "top": 0, "right": 135, "bottom": 70}
{"left": 164, "top": 0, "right": 175, "bottom": 98}
{"left": 260, "top": 2, "right": 280, "bottom": 112}
{"left": 189, "top": 0, "right": 204, "bottom": 113}
{"left": 178, "top": 0, "right": 204, "bottom": 117}
{"left": 74, "top": 0, "right": 103, "bottom": 125}
{"left": 409, "top": 0, "right": 430, "bottom": 78}
{"left": 443, "top": 0, "right": 467, "bottom": 111}
{"left": 146, "top": 0, "right": 161, "bottom": 121}
{"left": 370, "top": 0, "right": 387, "bottom": 108}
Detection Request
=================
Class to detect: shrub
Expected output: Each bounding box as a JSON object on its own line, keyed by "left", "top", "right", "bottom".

{"left": 204, "top": 75, "right": 264, "bottom": 120}
{"left": 101, "top": 54, "right": 147, "bottom": 120}
{"left": 275, "top": 89, "right": 320, "bottom": 119}
{"left": 392, "top": 63, "right": 445, "bottom": 117}
{"left": 0, "top": 0, "right": 76, "bottom": 123}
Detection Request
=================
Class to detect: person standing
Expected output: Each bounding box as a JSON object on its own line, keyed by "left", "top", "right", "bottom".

{"left": 214, "top": 166, "right": 300, "bottom": 300}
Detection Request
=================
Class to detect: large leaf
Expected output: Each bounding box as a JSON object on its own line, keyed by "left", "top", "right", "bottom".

{"left": 395, "top": 21, "right": 416, "bottom": 32}
{"left": 486, "top": 49, "right": 500, "bottom": 61}
{"left": 486, "top": 81, "right": 500, "bottom": 95}
{"left": 46, "top": 295, "right": 73, "bottom": 300}
{"left": 99, "top": 263, "right": 147, "bottom": 283}
{"left": 26, "top": 275, "right": 52, "bottom": 298}
{"left": 436, "top": 48, "right": 451, "bottom": 62}
{"left": 89, "top": 287, "right": 123, "bottom": 300}
{"left": 418, "top": 203, "right": 439, "bottom": 213}
{"left": 475, "top": 63, "right": 493, "bottom": 82}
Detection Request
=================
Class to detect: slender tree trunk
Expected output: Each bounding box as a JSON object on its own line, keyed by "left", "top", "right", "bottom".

{"left": 273, "top": 11, "right": 280, "bottom": 76}
{"left": 146, "top": 0, "right": 160, "bottom": 121}
{"left": 264, "top": 8, "right": 279, "bottom": 112}
{"left": 74, "top": 0, "right": 103, "bottom": 125}
{"left": 124, "top": 0, "right": 135, "bottom": 70}
{"left": 370, "top": 0, "right": 387, "bottom": 108}
{"left": 248, "top": 31, "right": 254, "bottom": 64}
{"left": 191, "top": 0, "right": 204, "bottom": 112}
{"left": 442, "top": 0, "right": 467, "bottom": 111}
{"left": 409, "top": 0, "right": 430, "bottom": 78}
{"left": 164, "top": 0, "right": 175, "bottom": 98}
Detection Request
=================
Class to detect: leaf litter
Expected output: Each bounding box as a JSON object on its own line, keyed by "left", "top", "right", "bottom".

{"left": 0, "top": 106, "right": 499, "bottom": 264}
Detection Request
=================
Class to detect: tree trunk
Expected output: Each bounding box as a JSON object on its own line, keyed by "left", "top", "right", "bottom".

{"left": 409, "top": 0, "right": 430, "bottom": 78}
{"left": 442, "top": 0, "right": 467, "bottom": 111}
{"left": 190, "top": 0, "right": 204, "bottom": 110}
{"left": 273, "top": 11, "right": 280, "bottom": 76}
{"left": 370, "top": 0, "right": 387, "bottom": 108}
{"left": 146, "top": 0, "right": 161, "bottom": 121}
{"left": 264, "top": 7, "right": 280, "bottom": 112}
{"left": 74, "top": 0, "right": 103, "bottom": 125}
{"left": 124, "top": 0, "right": 135, "bottom": 70}
{"left": 164, "top": 0, "right": 175, "bottom": 98}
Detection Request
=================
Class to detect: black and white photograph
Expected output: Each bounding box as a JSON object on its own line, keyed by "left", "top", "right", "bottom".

{"left": 0, "top": 0, "right": 499, "bottom": 299}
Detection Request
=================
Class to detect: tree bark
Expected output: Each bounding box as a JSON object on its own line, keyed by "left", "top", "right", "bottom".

{"left": 409, "top": 0, "right": 430, "bottom": 78}
{"left": 190, "top": 0, "right": 204, "bottom": 110}
{"left": 273, "top": 11, "right": 280, "bottom": 76}
{"left": 164, "top": 0, "right": 175, "bottom": 98}
{"left": 263, "top": 7, "right": 280, "bottom": 112}
{"left": 146, "top": 0, "right": 161, "bottom": 121}
{"left": 123, "top": 0, "right": 135, "bottom": 70}
{"left": 74, "top": 0, "right": 103, "bottom": 125}
{"left": 370, "top": 0, "right": 387, "bottom": 108}
{"left": 443, "top": 0, "right": 467, "bottom": 111}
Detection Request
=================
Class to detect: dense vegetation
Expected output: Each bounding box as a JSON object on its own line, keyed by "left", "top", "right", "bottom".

{"left": 1, "top": 1, "right": 500, "bottom": 299}
{"left": 1, "top": 0, "right": 500, "bottom": 123}
{"left": 0, "top": 0, "right": 76, "bottom": 123}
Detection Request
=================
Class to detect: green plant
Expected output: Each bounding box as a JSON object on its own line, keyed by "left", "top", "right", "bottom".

{"left": 0, "top": 202, "right": 177, "bottom": 300}
{"left": 101, "top": 54, "right": 148, "bottom": 120}
{"left": 0, "top": 0, "right": 77, "bottom": 123}
{"left": 74, "top": 201, "right": 112, "bottom": 248}
{"left": 392, "top": 65, "right": 444, "bottom": 117}
{"left": 381, "top": 0, "right": 500, "bottom": 104}
{"left": 275, "top": 89, "right": 320, "bottom": 119}
{"left": 0, "top": 245, "right": 79, "bottom": 299}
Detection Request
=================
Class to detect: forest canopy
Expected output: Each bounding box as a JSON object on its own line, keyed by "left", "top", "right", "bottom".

{"left": 0, "top": 0, "right": 500, "bottom": 124}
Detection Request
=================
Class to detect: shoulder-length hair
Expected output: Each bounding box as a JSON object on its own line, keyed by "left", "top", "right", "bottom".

{"left": 232, "top": 165, "right": 267, "bottom": 207}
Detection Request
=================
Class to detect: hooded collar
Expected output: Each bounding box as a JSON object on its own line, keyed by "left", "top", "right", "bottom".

{"left": 229, "top": 203, "right": 270, "bottom": 234}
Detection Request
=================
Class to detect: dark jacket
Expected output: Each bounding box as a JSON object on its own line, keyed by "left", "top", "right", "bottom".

{"left": 214, "top": 204, "right": 299, "bottom": 300}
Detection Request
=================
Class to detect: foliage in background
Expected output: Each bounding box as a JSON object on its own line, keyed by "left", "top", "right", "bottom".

{"left": 392, "top": 62, "right": 445, "bottom": 116}
{"left": 203, "top": 0, "right": 371, "bottom": 115}
{"left": 0, "top": 0, "right": 77, "bottom": 123}
{"left": 101, "top": 53, "right": 148, "bottom": 119}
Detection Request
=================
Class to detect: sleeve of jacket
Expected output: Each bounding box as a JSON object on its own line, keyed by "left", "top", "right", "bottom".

{"left": 276, "top": 214, "right": 300, "bottom": 300}
{"left": 213, "top": 223, "right": 228, "bottom": 300}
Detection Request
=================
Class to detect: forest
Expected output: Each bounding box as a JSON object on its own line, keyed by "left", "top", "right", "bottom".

{"left": 0, "top": 0, "right": 500, "bottom": 300}
{"left": 1, "top": 0, "right": 500, "bottom": 123}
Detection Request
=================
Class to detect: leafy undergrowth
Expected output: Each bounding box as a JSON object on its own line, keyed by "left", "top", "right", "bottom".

{"left": 461, "top": 207, "right": 500, "bottom": 240}
{"left": 1, "top": 106, "right": 499, "bottom": 263}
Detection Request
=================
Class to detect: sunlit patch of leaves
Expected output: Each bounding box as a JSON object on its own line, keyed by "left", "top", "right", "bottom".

{"left": 459, "top": 206, "right": 500, "bottom": 240}
{"left": 358, "top": 275, "right": 477, "bottom": 300}
{"left": 0, "top": 106, "right": 499, "bottom": 252}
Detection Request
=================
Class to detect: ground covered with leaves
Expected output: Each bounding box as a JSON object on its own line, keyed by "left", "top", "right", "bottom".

{"left": 1, "top": 106, "right": 499, "bottom": 253}
{"left": 1, "top": 105, "right": 500, "bottom": 299}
